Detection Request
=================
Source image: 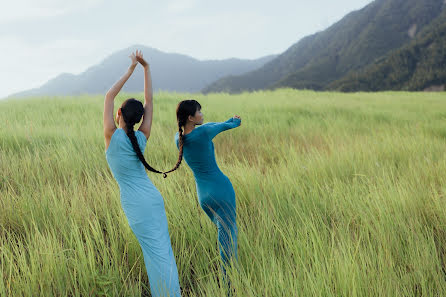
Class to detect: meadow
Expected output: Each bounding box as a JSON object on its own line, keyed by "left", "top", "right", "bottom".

{"left": 1, "top": 89, "right": 446, "bottom": 296}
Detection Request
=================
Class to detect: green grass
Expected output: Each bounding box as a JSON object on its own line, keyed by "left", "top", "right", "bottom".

{"left": 1, "top": 89, "right": 446, "bottom": 296}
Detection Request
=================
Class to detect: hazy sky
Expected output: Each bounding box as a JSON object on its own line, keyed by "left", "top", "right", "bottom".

{"left": 0, "top": 0, "right": 374, "bottom": 98}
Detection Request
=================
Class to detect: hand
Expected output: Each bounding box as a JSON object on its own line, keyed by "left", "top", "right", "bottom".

{"left": 129, "top": 51, "right": 138, "bottom": 67}
{"left": 233, "top": 115, "right": 241, "bottom": 125}
{"left": 135, "top": 50, "right": 149, "bottom": 69}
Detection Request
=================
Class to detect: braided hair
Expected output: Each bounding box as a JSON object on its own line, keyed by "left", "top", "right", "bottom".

{"left": 120, "top": 98, "right": 167, "bottom": 178}
{"left": 163, "top": 100, "right": 201, "bottom": 176}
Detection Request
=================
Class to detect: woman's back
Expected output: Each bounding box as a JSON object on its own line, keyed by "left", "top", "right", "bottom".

{"left": 106, "top": 129, "right": 155, "bottom": 193}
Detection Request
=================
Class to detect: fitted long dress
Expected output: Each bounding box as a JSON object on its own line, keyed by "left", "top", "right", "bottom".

{"left": 175, "top": 118, "right": 241, "bottom": 275}
{"left": 106, "top": 128, "right": 181, "bottom": 297}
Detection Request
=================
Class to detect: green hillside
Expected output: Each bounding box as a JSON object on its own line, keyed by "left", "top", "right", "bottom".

{"left": 329, "top": 11, "right": 446, "bottom": 91}
{"left": 204, "top": 0, "right": 445, "bottom": 93}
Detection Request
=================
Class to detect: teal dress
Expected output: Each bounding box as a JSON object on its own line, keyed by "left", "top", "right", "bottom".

{"left": 106, "top": 128, "right": 181, "bottom": 297}
{"left": 175, "top": 118, "right": 241, "bottom": 275}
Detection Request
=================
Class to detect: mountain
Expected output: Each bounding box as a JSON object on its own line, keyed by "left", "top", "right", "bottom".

{"left": 328, "top": 9, "right": 446, "bottom": 92}
{"left": 203, "top": 0, "right": 445, "bottom": 93}
{"left": 10, "top": 45, "right": 276, "bottom": 97}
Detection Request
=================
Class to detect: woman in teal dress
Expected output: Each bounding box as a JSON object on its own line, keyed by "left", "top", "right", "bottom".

{"left": 164, "top": 100, "right": 241, "bottom": 282}
{"left": 103, "top": 50, "right": 181, "bottom": 297}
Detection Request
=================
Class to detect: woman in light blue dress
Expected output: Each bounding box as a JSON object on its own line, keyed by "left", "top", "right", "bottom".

{"left": 164, "top": 100, "right": 241, "bottom": 284}
{"left": 103, "top": 50, "right": 181, "bottom": 297}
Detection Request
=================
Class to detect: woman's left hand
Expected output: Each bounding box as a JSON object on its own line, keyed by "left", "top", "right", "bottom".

{"left": 129, "top": 51, "right": 138, "bottom": 67}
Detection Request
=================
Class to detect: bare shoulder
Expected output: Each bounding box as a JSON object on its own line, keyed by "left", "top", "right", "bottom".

{"left": 137, "top": 126, "right": 150, "bottom": 139}
{"left": 104, "top": 127, "right": 118, "bottom": 151}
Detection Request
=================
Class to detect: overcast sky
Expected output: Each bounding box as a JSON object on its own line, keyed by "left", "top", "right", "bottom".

{"left": 0, "top": 0, "right": 374, "bottom": 98}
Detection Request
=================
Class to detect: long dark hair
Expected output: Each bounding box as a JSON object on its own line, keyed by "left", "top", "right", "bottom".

{"left": 121, "top": 98, "right": 166, "bottom": 177}
{"left": 163, "top": 99, "right": 201, "bottom": 176}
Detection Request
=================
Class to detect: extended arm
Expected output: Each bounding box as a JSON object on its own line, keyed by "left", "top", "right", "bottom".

{"left": 103, "top": 52, "right": 138, "bottom": 147}
{"left": 204, "top": 116, "right": 242, "bottom": 140}
{"left": 136, "top": 52, "right": 153, "bottom": 139}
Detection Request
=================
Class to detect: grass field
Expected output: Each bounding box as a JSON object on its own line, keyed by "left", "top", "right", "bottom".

{"left": 1, "top": 89, "right": 446, "bottom": 296}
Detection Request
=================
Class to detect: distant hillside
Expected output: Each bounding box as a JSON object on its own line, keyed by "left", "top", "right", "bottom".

{"left": 204, "top": 0, "right": 445, "bottom": 93}
{"left": 10, "top": 45, "right": 276, "bottom": 97}
{"left": 328, "top": 10, "right": 446, "bottom": 92}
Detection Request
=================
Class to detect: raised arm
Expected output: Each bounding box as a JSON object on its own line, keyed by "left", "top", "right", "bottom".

{"left": 136, "top": 52, "right": 153, "bottom": 139}
{"left": 103, "top": 51, "right": 138, "bottom": 148}
{"left": 204, "top": 115, "right": 242, "bottom": 140}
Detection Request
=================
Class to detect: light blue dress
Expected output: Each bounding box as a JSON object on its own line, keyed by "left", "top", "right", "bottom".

{"left": 175, "top": 118, "right": 241, "bottom": 275}
{"left": 106, "top": 128, "right": 181, "bottom": 297}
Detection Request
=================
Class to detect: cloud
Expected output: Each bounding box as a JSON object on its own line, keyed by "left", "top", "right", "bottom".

{"left": 0, "top": 0, "right": 104, "bottom": 23}
{"left": 0, "top": 36, "right": 106, "bottom": 97}
{"left": 127, "top": 10, "right": 272, "bottom": 59}
{"left": 166, "top": 0, "right": 199, "bottom": 13}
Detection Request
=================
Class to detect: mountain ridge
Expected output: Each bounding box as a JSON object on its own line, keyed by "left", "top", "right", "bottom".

{"left": 9, "top": 45, "right": 277, "bottom": 98}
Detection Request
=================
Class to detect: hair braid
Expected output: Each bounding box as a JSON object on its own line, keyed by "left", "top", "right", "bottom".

{"left": 162, "top": 99, "right": 201, "bottom": 177}
{"left": 123, "top": 118, "right": 167, "bottom": 178}
{"left": 163, "top": 121, "right": 185, "bottom": 176}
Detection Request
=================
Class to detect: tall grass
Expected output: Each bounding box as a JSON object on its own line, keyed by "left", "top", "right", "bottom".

{"left": 1, "top": 89, "right": 446, "bottom": 296}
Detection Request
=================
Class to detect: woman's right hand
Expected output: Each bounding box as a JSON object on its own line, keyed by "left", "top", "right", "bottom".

{"left": 233, "top": 115, "right": 242, "bottom": 126}
{"left": 136, "top": 50, "right": 149, "bottom": 69}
